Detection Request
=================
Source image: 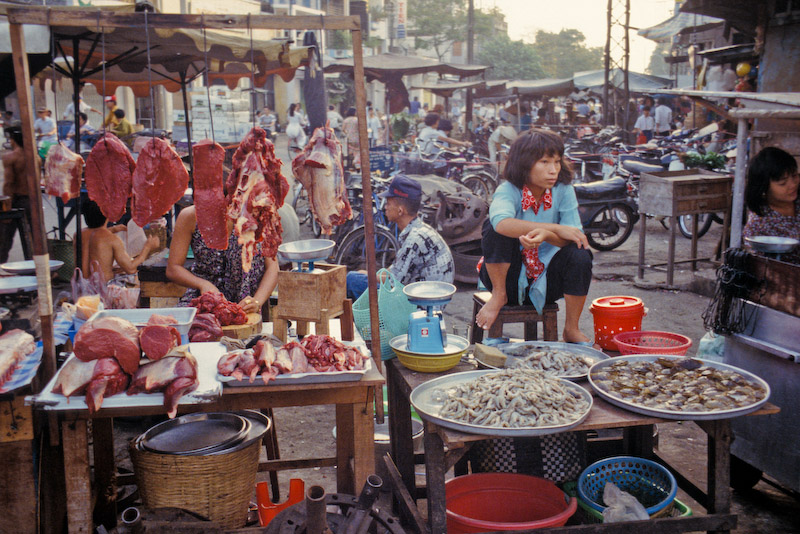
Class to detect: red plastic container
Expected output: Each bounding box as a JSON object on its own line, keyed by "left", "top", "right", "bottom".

{"left": 589, "top": 296, "right": 646, "bottom": 351}
{"left": 446, "top": 473, "right": 577, "bottom": 533}
{"left": 613, "top": 331, "right": 692, "bottom": 356}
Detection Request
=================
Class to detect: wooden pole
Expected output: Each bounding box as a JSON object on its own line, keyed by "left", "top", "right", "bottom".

{"left": 351, "top": 28, "right": 384, "bottom": 422}
{"left": 9, "top": 22, "right": 56, "bottom": 383}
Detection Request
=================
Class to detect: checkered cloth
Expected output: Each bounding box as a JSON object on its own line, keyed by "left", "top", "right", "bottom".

{"left": 0, "top": 342, "right": 43, "bottom": 394}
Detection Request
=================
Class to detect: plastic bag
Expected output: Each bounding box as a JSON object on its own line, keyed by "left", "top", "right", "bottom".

{"left": 602, "top": 483, "right": 650, "bottom": 523}
{"left": 697, "top": 330, "right": 725, "bottom": 362}
{"left": 352, "top": 269, "right": 417, "bottom": 359}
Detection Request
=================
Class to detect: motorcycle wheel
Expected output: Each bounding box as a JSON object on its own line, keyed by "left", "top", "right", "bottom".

{"left": 678, "top": 213, "right": 714, "bottom": 239}
{"left": 334, "top": 225, "right": 399, "bottom": 271}
{"left": 586, "top": 204, "right": 636, "bottom": 251}
{"left": 461, "top": 174, "right": 492, "bottom": 201}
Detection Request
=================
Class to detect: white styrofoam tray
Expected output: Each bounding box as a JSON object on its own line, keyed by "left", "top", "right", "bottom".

{"left": 89, "top": 307, "right": 197, "bottom": 337}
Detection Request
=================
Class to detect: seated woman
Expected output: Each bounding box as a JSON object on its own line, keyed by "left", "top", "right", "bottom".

{"left": 742, "top": 146, "right": 800, "bottom": 262}
{"left": 167, "top": 205, "right": 278, "bottom": 314}
{"left": 475, "top": 129, "right": 595, "bottom": 346}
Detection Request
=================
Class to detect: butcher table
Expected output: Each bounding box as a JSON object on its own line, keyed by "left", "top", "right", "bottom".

{"left": 49, "top": 329, "right": 384, "bottom": 534}
{"left": 386, "top": 359, "right": 779, "bottom": 534}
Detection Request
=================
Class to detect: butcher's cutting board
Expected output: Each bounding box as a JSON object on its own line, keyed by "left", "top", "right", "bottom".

{"left": 221, "top": 313, "right": 262, "bottom": 339}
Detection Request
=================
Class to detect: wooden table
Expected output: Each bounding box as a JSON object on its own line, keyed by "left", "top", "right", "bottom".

{"left": 386, "top": 359, "right": 779, "bottom": 534}
{"left": 53, "top": 350, "right": 384, "bottom": 533}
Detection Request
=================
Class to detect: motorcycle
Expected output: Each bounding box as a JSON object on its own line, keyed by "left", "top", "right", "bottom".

{"left": 574, "top": 176, "right": 640, "bottom": 251}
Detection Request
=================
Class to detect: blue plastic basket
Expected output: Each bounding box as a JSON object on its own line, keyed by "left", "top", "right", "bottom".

{"left": 577, "top": 456, "right": 677, "bottom": 516}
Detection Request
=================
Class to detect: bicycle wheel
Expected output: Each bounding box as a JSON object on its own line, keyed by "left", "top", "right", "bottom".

{"left": 461, "top": 173, "right": 492, "bottom": 201}
{"left": 677, "top": 213, "right": 714, "bottom": 239}
{"left": 334, "top": 225, "right": 399, "bottom": 271}
{"left": 585, "top": 204, "right": 636, "bottom": 251}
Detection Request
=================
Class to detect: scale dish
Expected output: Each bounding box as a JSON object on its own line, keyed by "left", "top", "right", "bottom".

{"left": 588, "top": 355, "right": 770, "bottom": 421}
{"left": 403, "top": 281, "right": 456, "bottom": 303}
{"left": 410, "top": 369, "right": 593, "bottom": 437}
{"left": 477, "top": 341, "right": 609, "bottom": 381}
{"left": 0, "top": 276, "right": 38, "bottom": 294}
{"left": 389, "top": 334, "right": 469, "bottom": 358}
{"left": 1, "top": 260, "right": 64, "bottom": 275}
{"left": 744, "top": 236, "right": 799, "bottom": 254}
{"left": 278, "top": 239, "right": 335, "bottom": 262}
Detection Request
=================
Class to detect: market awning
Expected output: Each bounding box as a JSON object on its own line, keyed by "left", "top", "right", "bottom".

{"left": 574, "top": 69, "right": 673, "bottom": 93}
{"left": 409, "top": 79, "right": 486, "bottom": 98}
{"left": 507, "top": 77, "right": 575, "bottom": 97}
{"left": 638, "top": 12, "right": 723, "bottom": 42}
{"left": 679, "top": 0, "right": 758, "bottom": 36}
{"left": 323, "top": 53, "right": 487, "bottom": 82}
{"left": 473, "top": 80, "right": 510, "bottom": 100}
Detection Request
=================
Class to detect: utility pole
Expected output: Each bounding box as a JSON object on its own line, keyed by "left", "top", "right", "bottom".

{"left": 465, "top": 0, "right": 474, "bottom": 137}
{"left": 604, "top": 0, "right": 630, "bottom": 132}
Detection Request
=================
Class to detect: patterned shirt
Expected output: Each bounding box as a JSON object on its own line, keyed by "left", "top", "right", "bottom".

{"left": 742, "top": 197, "right": 800, "bottom": 263}
{"left": 389, "top": 217, "right": 455, "bottom": 285}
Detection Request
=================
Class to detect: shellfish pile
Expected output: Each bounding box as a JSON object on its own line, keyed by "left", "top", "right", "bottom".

{"left": 507, "top": 347, "right": 597, "bottom": 377}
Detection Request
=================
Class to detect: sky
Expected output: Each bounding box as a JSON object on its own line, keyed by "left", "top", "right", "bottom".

{"left": 479, "top": 0, "right": 676, "bottom": 73}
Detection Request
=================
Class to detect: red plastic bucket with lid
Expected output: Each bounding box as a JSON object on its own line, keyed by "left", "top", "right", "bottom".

{"left": 445, "top": 473, "right": 577, "bottom": 533}
{"left": 590, "top": 296, "right": 646, "bottom": 351}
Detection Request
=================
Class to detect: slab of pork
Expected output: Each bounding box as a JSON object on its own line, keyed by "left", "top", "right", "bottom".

{"left": 127, "top": 347, "right": 198, "bottom": 418}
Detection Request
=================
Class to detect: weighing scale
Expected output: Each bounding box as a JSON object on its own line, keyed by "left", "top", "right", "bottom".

{"left": 278, "top": 239, "right": 336, "bottom": 272}
{"left": 744, "top": 236, "right": 799, "bottom": 262}
{"left": 403, "top": 281, "right": 457, "bottom": 354}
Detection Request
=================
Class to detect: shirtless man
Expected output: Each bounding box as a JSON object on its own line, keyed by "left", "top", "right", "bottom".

{"left": 0, "top": 127, "right": 32, "bottom": 263}
{"left": 81, "top": 200, "right": 158, "bottom": 283}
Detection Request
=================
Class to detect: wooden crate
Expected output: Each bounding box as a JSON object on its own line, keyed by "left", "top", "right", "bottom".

{"left": 639, "top": 169, "right": 732, "bottom": 217}
{"left": 274, "top": 263, "right": 346, "bottom": 323}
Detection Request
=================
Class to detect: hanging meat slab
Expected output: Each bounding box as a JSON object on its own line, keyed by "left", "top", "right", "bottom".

{"left": 226, "top": 127, "right": 289, "bottom": 271}
{"left": 44, "top": 142, "right": 85, "bottom": 203}
{"left": 73, "top": 316, "right": 141, "bottom": 375}
{"left": 52, "top": 357, "right": 129, "bottom": 414}
{"left": 132, "top": 137, "right": 190, "bottom": 227}
{"left": 85, "top": 133, "right": 136, "bottom": 223}
{"left": 291, "top": 125, "right": 352, "bottom": 234}
{"left": 192, "top": 139, "right": 229, "bottom": 250}
{"left": 127, "top": 347, "right": 198, "bottom": 418}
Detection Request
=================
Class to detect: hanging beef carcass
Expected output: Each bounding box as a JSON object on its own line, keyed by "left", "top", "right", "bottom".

{"left": 192, "top": 139, "right": 228, "bottom": 250}
{"left": 226, "top": 127, "right": 289, "bottom": 271}
{"left": 73, "top": 316, "right": 141, "bottom": 375}
{"left": 52, "top": 357, "right": 129, "bottom": 414}
{"left": 132, "top": 137, "right": 190, "bottom": 227}
{"left": 292, "top": 125, "right": 352, "bottom": 234}
{"left": 127, "top": 346, "right": 198, "bottom": 418}
{"left": 44, "top": 142, "right": 85, "bottom": 203}
{"left": 85, "top": 133, "right": 136, "bottom": 223}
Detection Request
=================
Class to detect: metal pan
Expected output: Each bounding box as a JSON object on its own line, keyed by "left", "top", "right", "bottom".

{"left": 0, "top": 260, "right": 63, "bottom": 275}
{"left": 476, "top": 340, "right": 609, "bottom": 381}
{"left": 410, "top": 369, "right": 593, "bottom": 437}
{"left": 745, "top": 236, "right": 799, "bottom": 253}
{"left": 588, "top": 354, "right": 771, "bottom": 421}
{"left": 140, "top": 412, "right": 250, "bottom": 455}
{"left": 278, "top": 239, "right": 336, "bottom": 262}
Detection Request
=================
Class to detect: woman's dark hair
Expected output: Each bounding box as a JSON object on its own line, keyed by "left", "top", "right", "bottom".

{"left": 346, "top": 107, "right": 356, "bottom": 117}
{"left": 503, "top": 128, "right": 573, "bottom": 189}
{"left": 83, "top": 199, "right": 107, "bottom": 229}
{"left": 289, "top": 103, "right": 297, "bottom": 117}
{"left": 438, "top": 119, "right": 453, "bottom": 133}
{"left": 424, "top": 113, "right": 439, "bottom": 127}
{"left": 745, "top": 146, "right": 798, "bottom": 216}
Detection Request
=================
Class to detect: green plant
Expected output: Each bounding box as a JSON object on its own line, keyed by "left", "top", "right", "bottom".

{"left": 683, "top": 151, "right": 726, "bottom": 171}
{"left": 390, "top": 112, "right": 411, "bottom": 141}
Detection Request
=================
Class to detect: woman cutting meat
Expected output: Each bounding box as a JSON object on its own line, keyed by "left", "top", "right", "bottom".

{"left": 167, "top": 205, "right": 278, "bottom": 314}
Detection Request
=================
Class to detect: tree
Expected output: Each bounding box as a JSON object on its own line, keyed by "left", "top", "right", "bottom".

{"left": 408, "top": 0, "right": 467, "bottom": 61}
{"left": 646, "top": 42, "right": 671, "bottom": 76}
{"left": 531, "top": 29, "right": 603, "bottom": 79}
{"left": 476, "top": 35, "right": 544, "bottom": 80}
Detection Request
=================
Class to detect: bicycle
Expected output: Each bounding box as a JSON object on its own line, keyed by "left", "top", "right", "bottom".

{"left": 412, "top": 140, "right": 497, "bottom": 201}
{"left": 290, "top": 180, "right": 321, "bottom": 238}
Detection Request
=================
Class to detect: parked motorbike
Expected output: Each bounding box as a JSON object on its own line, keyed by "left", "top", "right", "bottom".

{"left": 574, "top": 176, "right": 639, "bottom": 251}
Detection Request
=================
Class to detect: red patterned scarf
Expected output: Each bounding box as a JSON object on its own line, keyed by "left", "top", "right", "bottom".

{"left": 521, "top": 186, "right": 552, "bottom": 281}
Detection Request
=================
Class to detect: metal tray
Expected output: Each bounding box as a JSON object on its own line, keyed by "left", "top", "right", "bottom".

{"left": 587, "top": 354, "right": 771, "bottom": 421}
{"left": 410, "top": 370, "right": 593, "bottom": 437}
{"left": 141, "top": 412, "right": 250, "bottom": 455}
{"left": 744, "top": 236, "right": 799, "bottom": 253}
{"left": 477, "top": 340, "right": 609, "bottom": 381}
{"left": 89, "top": 307, "right": 197, "bottom": 337}
{"left": 278, "top": 239, "right": 335, "bottom": 261}
{"left": 0, "top": 276, "right": 37, "bottom": 294}
{"left": 218, "top": 349, "right": 373, "bottom": 386}
{"left": 212, "top": 410, "right": 273, "bottom": 454}
{"left": 1, "top": 260, "right": 63, "bottom": 275}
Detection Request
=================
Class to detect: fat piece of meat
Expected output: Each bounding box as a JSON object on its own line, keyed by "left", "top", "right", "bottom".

{"left": 291, "top": 125, "right": 352, "bottom": 234}
{"left": 85, "top": 133, "right": 136, "bottom": 223}
{"left": 226, "top": 128, "right": 289, "bottom": 271}
{"left": 192, "top": 139, "right": 229, "bottom": 250}
{"left": 132, "top": 137, "right": 190, "bottom": 227}
{"left": 53, "top": 357, "right": 129, "bottom": 414}
{"left": 0, "top": 329, "right": 36, "bottom": 387}
{"left": 128, "top": 347, "right": 198, "bottom": 418}
{"left": 44, "top": 142, "right": 85, "bottom": 203}
{"left": 188, "top": 313, "right": 224, "bottom": 342}
{"left": 73, "top": 316, "right": 141, "bottom": 375}
{"left": 146, "top": 314, "right": 177, "bottom": 325}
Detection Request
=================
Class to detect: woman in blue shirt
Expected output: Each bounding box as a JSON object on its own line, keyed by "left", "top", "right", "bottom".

{"left": 475, "top": 129, "right": 595, "bottom": 345}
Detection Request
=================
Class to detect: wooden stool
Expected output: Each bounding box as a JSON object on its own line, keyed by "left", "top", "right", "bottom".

{"left": 470, "top": 291, "right": 559, "bottom": 343}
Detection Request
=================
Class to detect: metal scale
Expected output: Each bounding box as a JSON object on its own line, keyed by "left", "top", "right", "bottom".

{"left": 744, "top": 236, "right": 799, "bottom": 262}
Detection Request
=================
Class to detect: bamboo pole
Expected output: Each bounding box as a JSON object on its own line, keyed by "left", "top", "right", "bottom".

{"left": 9, "top": 22, "right": 56, "bottom": 383}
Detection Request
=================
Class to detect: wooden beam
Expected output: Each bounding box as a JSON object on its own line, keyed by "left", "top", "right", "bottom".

{"left": 9, "top": 22, "right": 57, "bottom": 384}
{"left": 5, "top": 8, "right": 360, "bottom": 31}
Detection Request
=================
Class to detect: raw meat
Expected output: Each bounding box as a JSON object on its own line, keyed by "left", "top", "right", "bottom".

{"left": 0, "top": 329, "right": 35, "bottom": 388}
{"left": 127, "top": 347, "right": 198, "bottom": 418}
{"left": 44, "top": 142, "right": 85, "bottom": 203}
{"left": 273, "top": 346, "right": 294, "bottom": 374}
{"left": 188, "top": 313, "right": 223, "bottom": 342}
{"left": 226, "top": 127, "right": 289, "bottom": 271}
{"left": 254, "top": 340, "right": 279, "bottom": 382}
{"left": 301, "top": 334, "right": 365, "bottom": 372}
{"left": 291, "top": 125, "right": 352, "bottom": 234}
{"left": 85, "top": 133, "right": 136, "bottom": 223}
{"left": 73, "top": 316, "right": 141, "bottom": 375}
{"left": 192, "top": 139, "right": 229, "bottom": 250}
{"left": 132, "top": 137, "right": 190, "bottom": 227}
{"left": 52, "top": 357, "right": 129, "bottom": 414}
{"left": 139, "top": 321, "right": 181, "bottom": 361}
{"left": 146, "top": 314, "right": 177, "bottom": 325}
{"left": 190, "top": 292, "right": 246, "bottom": 326}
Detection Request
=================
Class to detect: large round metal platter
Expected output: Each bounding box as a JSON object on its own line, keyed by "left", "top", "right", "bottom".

{"left": 207, "top": 410, "right": 273, "bottom": 455}
{"left": 0, "top": 276, "right": 37, "bottom": 294}
{"left": 390, "top": 334, "right": 469, "bottom": 358}
{"left": 744, "top": 236, "right": 799, "bottom": 253}
{"left": 1, "top": 260, "right": 64, "bottom": 275}
{"left": 140, "top": 412, "right": 250, "bottom": 455}
{"left": 477, "top": 340, "right": 609, "bottom": 381}
{"left": 403, "top": 281, "right": 456, "bottom": 306}
{"left": 588, "top": 355, "right": 771, "bottom": 421}
{"left": 278, "top": 239, "right": 335, "bottom": 262}
{"left": 410, "top": 369, "right": 593, "bottom": 437}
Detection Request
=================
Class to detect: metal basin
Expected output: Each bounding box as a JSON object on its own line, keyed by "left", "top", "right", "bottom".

{"left": 745, "top": 236, "right": 799, "bottom": 254}
{"left": 278, "top": 239, "right": 336, "bottom": 262}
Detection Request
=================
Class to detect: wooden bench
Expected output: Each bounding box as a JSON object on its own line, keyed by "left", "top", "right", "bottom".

{"left": 470, "top": 291, "right": 559, "bottom": 343}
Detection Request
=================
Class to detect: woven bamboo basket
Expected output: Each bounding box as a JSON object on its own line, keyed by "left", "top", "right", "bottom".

{"left": 130, "top": 439, "right": 261, "bottom": 529}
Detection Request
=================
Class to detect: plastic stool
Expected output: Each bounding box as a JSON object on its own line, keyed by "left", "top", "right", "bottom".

{"left": 470, "top": 291, "right": 559, "bottom": 343}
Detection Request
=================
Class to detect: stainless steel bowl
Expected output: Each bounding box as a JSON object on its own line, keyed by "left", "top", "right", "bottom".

{"left": 278, "top": 239, "right": 336, "bottom": 261}
{"left": 744, "top": 236, "right": 800, "bottom": 254}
